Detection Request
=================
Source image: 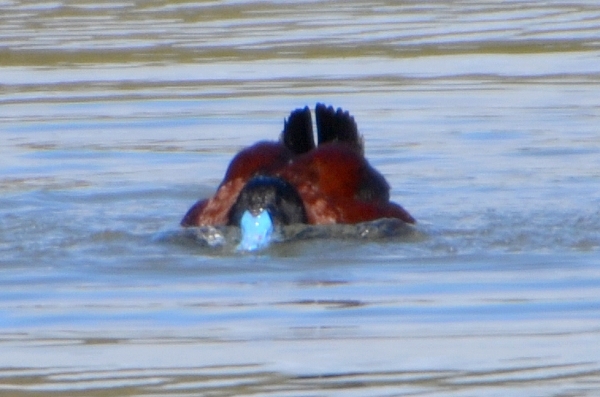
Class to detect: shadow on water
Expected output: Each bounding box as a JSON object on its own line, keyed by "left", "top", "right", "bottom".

{"left": 162, "top": 218, "right": 423, "bottom": 256}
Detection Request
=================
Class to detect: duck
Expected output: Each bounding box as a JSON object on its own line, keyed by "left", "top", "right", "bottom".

{"left": 181, "top": 103, "right": 415, "bottom": 250}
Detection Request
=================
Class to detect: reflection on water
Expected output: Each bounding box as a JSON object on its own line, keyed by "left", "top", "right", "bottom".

{"left": 1, "top": 358, "right": 599, "bottom": 395}
{"left": 181, "top": 218, "right": 420, "bottom": 252}
{"left": 1, "top": 0, "right": 600, "bottom": 395}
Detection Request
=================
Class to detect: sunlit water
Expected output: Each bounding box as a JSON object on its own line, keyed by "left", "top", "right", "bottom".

{"left": 1, "top": 1, "right": 600, "bottom": 395}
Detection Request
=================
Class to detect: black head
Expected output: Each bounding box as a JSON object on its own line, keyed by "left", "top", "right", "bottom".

{"left": 228, "top": 176, "right": 308, "bottom": 227}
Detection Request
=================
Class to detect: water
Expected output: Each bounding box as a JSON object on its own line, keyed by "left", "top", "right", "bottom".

{"left": 1, "top": 1, "right": 600, "bottom": 395}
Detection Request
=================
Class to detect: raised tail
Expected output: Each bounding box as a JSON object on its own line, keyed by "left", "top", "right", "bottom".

{"left": 281, "top": 106, "right": 315, "bottom": 155}
{"left": 315, "top": 103, "right": 363, "bottom": 154}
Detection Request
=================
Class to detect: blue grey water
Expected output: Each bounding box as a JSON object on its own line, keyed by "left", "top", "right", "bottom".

{"left": 1, "top": 1, "right": 600, "bottom": 395}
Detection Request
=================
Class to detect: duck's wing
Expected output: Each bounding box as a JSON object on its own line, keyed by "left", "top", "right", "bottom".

{"left": 181, "top": 198, "right": 208, "bottom": 226}
{"left": 281, "top": 106, "right": 315, "bottom": 155}
{"left": 315, "top": 103, "right": 363, "bottom": 154}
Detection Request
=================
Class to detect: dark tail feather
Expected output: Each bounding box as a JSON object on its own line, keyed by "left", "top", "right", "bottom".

{"left": 315, "top": 103, "right": 363, "bottom": 153}
{"left": 281, "top": 106, "right": 315, "bottom": 155}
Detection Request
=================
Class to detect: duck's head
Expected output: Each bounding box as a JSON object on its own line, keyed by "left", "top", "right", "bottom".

{"left": 228, "top": 176, "right": 307, "bottom": 251}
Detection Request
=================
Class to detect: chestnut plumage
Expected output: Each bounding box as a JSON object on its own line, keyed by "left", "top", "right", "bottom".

{"left": 181, "top": 103, "right": 415, "bottom": 229}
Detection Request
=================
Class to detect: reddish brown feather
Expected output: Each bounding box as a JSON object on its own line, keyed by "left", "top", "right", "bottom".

{"left": 182, "top": 141, "right": 414, "bottom": 227}
{"left": 182, "top": 106, "right": 414, "bottom": 227}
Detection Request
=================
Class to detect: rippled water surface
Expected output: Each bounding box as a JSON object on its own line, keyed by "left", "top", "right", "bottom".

{"left": 2, "top": 1, "right": 600, "bottom": 395}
